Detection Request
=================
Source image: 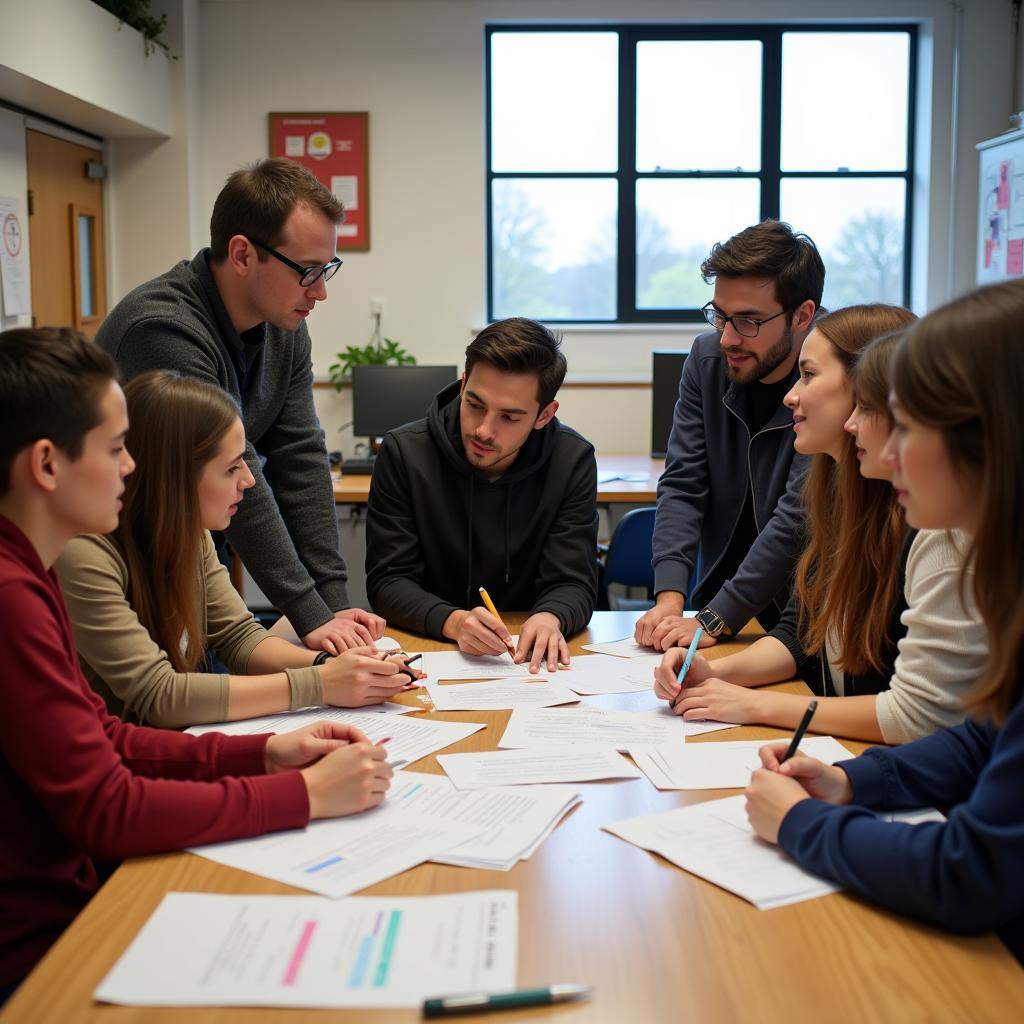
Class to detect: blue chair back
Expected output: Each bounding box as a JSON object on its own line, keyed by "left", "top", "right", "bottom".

{"left": 604, "top": 507, "right": 656, "bottom": 590}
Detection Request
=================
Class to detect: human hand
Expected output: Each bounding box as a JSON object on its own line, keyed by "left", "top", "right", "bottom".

{"left": 302, "top": 609, "right": 386, "bottom": 654}
{"left": 300, "top": 741, "right": 393, "bottom": 819}
{"left": 745, "top": 768, "right": 812, "bottom": 844}
{"left": 648, "top": 615, "right": 718, "bottom": 653}
{"left": 633, "top": 592, "right": 684, "bottom": 647}
{"left": 515, "top": 612, "right": 569, "bottom": 673}
{"left": 653, "top": 650, "right": 717, "bottom": 705}
{"left": 264, "top": 721, "right": 370, "bottom": 773}
{"left": 669, "top": 677, "right": 764, "bottom": 724}
{"left": 319, "top": 649, "right": 424, "bottom": 707}
{"left": 757, "top": 741, "right": 855, "bottom": 805}
{"left": 449, "top": 607, "right": 515, "bottom": 658}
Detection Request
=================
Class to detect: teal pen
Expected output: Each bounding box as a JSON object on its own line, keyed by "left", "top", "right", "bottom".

{"left": 423, "top": 984, "right": 592, "bottom": 1017}
{"left": 670, "top": 625, "right": 704, "bottom": 709}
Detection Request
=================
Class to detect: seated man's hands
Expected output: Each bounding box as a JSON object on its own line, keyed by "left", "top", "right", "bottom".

{"left": 443, "top": 607, "right": 515, "bottom": 658}
{"left": 303, "top": 608, "right": 387, "bottom": 654}
{"left": 515, "top": 611, "right": 569, "bottom": 673}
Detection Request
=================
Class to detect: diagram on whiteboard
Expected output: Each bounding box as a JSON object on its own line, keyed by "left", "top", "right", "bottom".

{"left": 977, "top": 129, "right": 1024, "bottom": 285}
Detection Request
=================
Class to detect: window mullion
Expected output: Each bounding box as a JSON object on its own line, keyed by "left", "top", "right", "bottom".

{"left": 618, "top": 28, "right": 637, "bottom": 321}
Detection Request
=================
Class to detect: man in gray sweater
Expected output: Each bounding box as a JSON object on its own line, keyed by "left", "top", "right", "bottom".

{"left": 96, "top": 159, "right": 382, "bottom": 654}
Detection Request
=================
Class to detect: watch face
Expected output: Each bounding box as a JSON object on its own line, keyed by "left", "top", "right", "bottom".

{"left": 698, "top": 610, "right": 723, "bottom": 636}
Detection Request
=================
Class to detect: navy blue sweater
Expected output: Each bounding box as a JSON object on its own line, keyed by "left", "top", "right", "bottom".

{"left": 780, "top": 681, "right": 1024, "bottom": 962}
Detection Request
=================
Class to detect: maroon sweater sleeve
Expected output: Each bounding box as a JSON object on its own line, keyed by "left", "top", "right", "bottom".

{"left": 0, "top": 569, "right": 309, "bottom": 860}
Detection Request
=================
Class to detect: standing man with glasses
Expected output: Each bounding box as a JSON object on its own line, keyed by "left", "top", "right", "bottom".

{"left": 635, "top": 220, "right": 824, "bottom": 652}
{"left": 96, "top": 158, "right": 384, "bottom": 654}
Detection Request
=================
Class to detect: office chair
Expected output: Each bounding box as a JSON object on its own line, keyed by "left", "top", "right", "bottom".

{"left": 599, "top": 507, "right": 656, "bottom": 611}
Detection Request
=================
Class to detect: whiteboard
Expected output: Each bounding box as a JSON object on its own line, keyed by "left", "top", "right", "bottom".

{"left": 977, "top": 128, "right": 1024, "bottom": 285}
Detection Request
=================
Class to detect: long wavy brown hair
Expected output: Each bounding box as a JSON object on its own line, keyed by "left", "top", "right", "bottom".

{"left": 892, "top": 281, "right": 1024, "bottom": 725}
{"left": 795, "top": 305, "right": 917, "bottom": 674}
{"left": 113, "top": 371, "right": 240, "bottom": 672}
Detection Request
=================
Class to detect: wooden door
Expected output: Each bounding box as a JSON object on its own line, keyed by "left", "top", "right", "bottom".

{"left": 26, "top": 129, "right": 106, "bottom": 338}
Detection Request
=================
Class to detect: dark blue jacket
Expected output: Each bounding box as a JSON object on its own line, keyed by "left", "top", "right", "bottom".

{"left": 780, "top": 682, "right": 1024, "bottom": 962}
{"left": 653, "top": 330, "right": 809, "bottom": 631}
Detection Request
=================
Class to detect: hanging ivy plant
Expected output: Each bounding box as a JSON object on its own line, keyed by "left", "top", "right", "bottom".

{"left": 92, "top": 0, "right": 176, "bottom": 59}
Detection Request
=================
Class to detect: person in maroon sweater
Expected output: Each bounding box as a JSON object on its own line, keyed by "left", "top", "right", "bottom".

{"left": 0, "top": 328, "right": 393, "bottom": 999}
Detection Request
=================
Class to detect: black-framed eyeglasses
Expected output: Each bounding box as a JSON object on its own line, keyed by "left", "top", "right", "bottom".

{"left": 700, "top": 301, "right": 791, "bottom": 339}
{"left": 245, "top": 236, "right": 343, "bottom": 288}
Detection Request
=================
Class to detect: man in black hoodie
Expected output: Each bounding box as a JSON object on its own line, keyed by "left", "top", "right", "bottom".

{"left": 366, "top": 319, "right": 598, "bottom": 672}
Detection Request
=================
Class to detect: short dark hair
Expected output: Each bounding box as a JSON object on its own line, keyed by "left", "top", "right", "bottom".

{"left": 465, "top": 318, "right": 568, "bottom": 409}
{"left": 0, "top": 327, "right": 118, "bottom": 495}
{"left": 701, "top": 219, "right": 825, "bottom": 312}
{"left": 209, "top": 158, "right": 344, "bottom": 262}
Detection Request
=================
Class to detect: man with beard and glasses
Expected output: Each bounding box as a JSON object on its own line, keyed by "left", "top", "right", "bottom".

{"left": 635, "top": 220, "right": 824, "bottom": 653}
{"left": 365, "top": 318, "right": 598, "bottom": 674}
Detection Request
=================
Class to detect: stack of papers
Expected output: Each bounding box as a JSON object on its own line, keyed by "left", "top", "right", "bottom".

{"left": 581, "top": 624, "right": 695, "bottom": 658}
{"left": 630, "top": 736, "right": 854, "bottom": 790}
{"left": 95, "top": 890, "right": 516, "bottom": 1009}
{"left": 438, "top": 748, "right": 642, "bottom": 789}
{"left": 188, "top": 708, "right": 485, "bottom": 768}
{"left": 419, "top": 646, "right": 536, "bottom": 679}
{"left": 389, "top": 771, "right": 580, "bottom": 870}
{"left": 425, "top": 678, "right": 579, "bottom": 711}
{"left": 499, "top": 705, "right": 736, "bottom": 751}
{"left": 604, "top": 794, "right": 840, "bottom": 909}
{"left": 558, "top": 653, "right": 658, "bottom": 695}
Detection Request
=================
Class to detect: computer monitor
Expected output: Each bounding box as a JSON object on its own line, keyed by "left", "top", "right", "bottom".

{"left": 651, "top": 350, "right": 688, "bottom": 457}
{"left": 351, "top": 364, "right": 460, "bottom": 439}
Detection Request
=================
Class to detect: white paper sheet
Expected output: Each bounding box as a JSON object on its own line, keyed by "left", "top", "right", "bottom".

{"left": 604, "top": 794, "right": 840, "bottom": 909}
{"left": 420, "top": 638, "right": 544, "bottom": 679}
{"left": 388, "top": 771, "right": 579, "bottom": 869}
{"left": 188, "top": 709, "right": 484, "bottom": 768}
{"left": 499, "top": 706, "right": 737, "bottom": 752}
{"left": 559, "top": 653, "right": 658, "bottom": 695}
{"left": 629, "top": 736, "right": 855, "bottom": 790}
{"left": 189, "top": 800, "right": 485, "bottom": 898}
{"left": 438, "top": 748, "right": 642, "bottom": 790}
{"left": 582, "top": 622, "right": 696, "bottom": 658}
{"left": 425, "top": 678, "right": 580, "bottom": 711}
{"left": 95, "top": 890, "right": 516, "bottom": 1008}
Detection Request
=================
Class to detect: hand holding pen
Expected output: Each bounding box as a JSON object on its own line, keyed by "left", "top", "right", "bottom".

{"left": 474, "top": 587, "right": 517, "bottom": 659}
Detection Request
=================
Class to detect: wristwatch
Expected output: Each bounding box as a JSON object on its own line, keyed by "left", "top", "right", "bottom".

{"left": 695, "top": 607, "right": 732, "bottom": 638}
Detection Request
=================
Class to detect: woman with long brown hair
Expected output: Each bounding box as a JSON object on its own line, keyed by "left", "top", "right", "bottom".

{"left": 56, "top": 371, "right": 421, "bottom": 728}
{"left": 654, "top": 304, "right": 986, "bottom": 742}
{"left": 745, "top": 280, "right": 1024, "bottom": 961}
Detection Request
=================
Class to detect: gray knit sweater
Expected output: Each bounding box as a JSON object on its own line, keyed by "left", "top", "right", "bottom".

{"left": 96, "top": 250, "right": 349, "bottom": 636}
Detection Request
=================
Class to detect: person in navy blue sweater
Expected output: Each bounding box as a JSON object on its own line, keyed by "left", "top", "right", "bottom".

{"left": 744, "top": 279, "right": 1024, "bottom": 963}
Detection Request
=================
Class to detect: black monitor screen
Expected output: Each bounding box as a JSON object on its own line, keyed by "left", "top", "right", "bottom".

{"left": 351, "top": 364, "right": 459, "bottom": 438}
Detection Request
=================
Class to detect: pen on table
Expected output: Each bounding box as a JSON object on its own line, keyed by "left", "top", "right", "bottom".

{"left": 375, "top": 736, "right": 408, "bottom": 768}
{"left": 670, "top": 626, "right": 704, "bottom": 709}
{"left": 423, "top": 984, "right": 592, "bottom": 1017}
{"left": 781, "top": 699, "right": 819, "bottom": 763}
{"left": 477, "top": 586, "right": 516, "bottom": 659}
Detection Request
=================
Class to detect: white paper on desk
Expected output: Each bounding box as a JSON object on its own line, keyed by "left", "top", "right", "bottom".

{"left": 560, "top": 653, "right": 657, "bottom": 694}
{"left": 388, "top": 771, "right": 579, "bottom": 869}
{"left": 582, "top": 623, "right": 696, "bottom": 658}
{"left": 420, "top": 641, "right": 547, "bottom": 679}
{"left": 629, "top": 736, "right": 854, "bottom": 790}
{"left": 426, "top": 677, "right": 580, "bottom": 711}
{"left": 438, "top": 748, "right": 642, "bottom": 790}
{"left": 499, "top": 706, "right": 737, "bottom": 751}
{"left": 604, "top": 794, "right": 839, "bottom": 910}
{"left": 188, "top": 709, "right": 484, "bottom": 768}
{"left": 189, "top": 799, "right": 485, "bottom": 898}
{"left": 95, "top": 890, "right": 516, "bottom": 1008}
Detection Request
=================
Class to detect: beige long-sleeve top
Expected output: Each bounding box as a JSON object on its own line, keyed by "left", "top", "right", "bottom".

{"left": 55, "top": 532, "right": 323, "bottom": 728}
{"left": 875, "top": 529, "right": 988, "bottom": 744}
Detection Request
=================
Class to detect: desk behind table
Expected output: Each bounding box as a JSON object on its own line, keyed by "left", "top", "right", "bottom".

{"left": 4, "top": 612, "right": 1021, "bottom": 1024}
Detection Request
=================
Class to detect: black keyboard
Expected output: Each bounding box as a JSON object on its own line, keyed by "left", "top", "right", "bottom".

{"left": 341, "top": 457, "right": 377, "bottom": 475}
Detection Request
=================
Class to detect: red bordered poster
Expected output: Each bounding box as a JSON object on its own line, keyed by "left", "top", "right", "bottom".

{"left": 268, "top": 112, "right": 370, "bottom": 251}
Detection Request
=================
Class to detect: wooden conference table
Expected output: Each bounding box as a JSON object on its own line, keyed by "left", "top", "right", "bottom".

{"left": 333, "top": 455, "right": 665, "bottom": 505}
{"left": 4, "top": 613, "right": 1022, "bottom": 1024}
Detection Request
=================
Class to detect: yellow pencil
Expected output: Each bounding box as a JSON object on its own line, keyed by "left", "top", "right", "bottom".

{"left": 478, "top": 586, "right": 516, "bottom": 658}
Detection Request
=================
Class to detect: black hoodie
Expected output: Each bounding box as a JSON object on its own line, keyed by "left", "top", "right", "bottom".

{"left": 365, "top": 381, "right": 599, "bottom": 639}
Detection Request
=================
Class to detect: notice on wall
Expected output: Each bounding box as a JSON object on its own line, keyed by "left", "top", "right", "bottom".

{"left": 0, "top": 196, "right": 29, "bottom": 316}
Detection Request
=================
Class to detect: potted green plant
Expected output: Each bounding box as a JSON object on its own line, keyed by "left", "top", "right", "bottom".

{"left": 328, "top": 337, "right": 416, "bottom": 389}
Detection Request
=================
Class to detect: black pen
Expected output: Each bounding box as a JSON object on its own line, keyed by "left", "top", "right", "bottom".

{"left": 781, "top": 699, "right": 818, "bottom": 762}
{"left": 387, "top": 651, "right": 423, "bottom": 684}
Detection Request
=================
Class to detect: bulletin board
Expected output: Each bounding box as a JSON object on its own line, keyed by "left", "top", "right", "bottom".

{"left": 269, "top": 112, "right": 370, "bottom": 251}
{"left": 976, "top": 127, "right": 1024, "bottom": 285}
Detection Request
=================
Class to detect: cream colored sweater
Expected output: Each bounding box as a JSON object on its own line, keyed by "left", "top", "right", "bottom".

{"left": 875, "top": 529, "right": 987, "bottom": 743}
{"left": 55, "top": 532, "right": 323, "bottom": 728}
